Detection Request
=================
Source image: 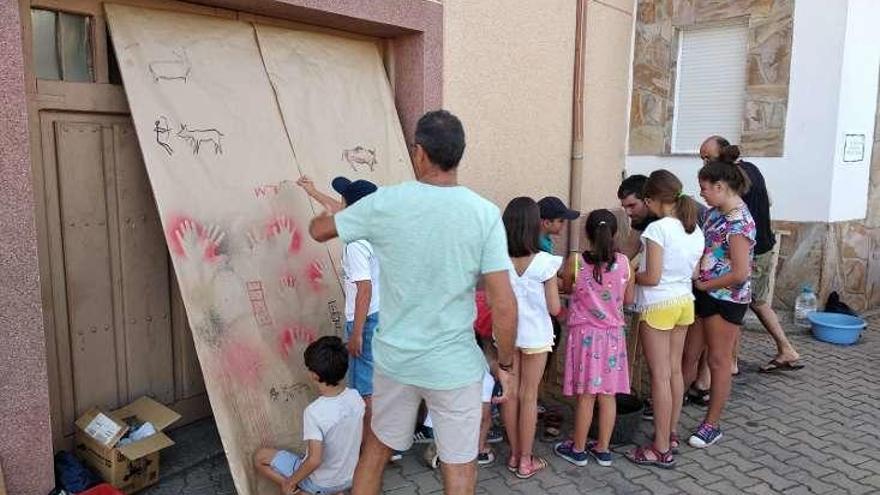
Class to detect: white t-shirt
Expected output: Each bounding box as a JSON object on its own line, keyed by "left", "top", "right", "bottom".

{"left": 302, "top": 388, "right": 365, "bottom": 488}
{"left": 636, "top": 216, "right": 704, "bottom": 310}
{"left": 509, "top": 251, "right": 563, "bottom": 348}
{"left": 341, "top": 240, "right": 380, "bottom": 321}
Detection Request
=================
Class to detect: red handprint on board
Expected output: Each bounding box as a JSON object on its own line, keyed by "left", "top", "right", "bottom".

{"left": 264, "top": 216, "right": 303, "bottom": 256}
{"left": 305, "top": 259, "right": 329, "bottom": 293}
{"left": 278, "top": 324, "right": 317, "bottom": 358}
{"left": 166, "top": 216, "right": 225, "bottom": 262}
{"left": 248, "top": 216, "right": 306, "bottom": 290}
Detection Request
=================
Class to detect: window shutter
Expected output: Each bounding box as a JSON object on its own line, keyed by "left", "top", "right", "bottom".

{"left": 672, "top": 23, "right": 749, "bottom": 154}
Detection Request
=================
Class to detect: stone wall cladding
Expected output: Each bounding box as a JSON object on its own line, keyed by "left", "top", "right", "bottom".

{"left": 866, "top": 67, "right": 880, "bottom": 228}
{"left": 629, "top": 0, "right": 793, "bottom": 156}
{"left": 773, "top": 220, "right": 880, "bottom": 314}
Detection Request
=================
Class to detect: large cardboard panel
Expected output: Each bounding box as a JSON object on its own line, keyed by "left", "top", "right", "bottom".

{"left": 255, "top": 24, "right": 414, "bottom": 310}
{"left": 106, "top": 5, "right": 413, "bottom": 493}
{"left": 255, "top": 25, "right": 412, "bottom": 199}
{"left": 106, "top": 5, "right": 336, "bottom": 493}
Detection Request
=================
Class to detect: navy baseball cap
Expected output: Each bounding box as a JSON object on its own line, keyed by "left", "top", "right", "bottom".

{"left": 538, "top": 196, "right": 580, "bottom": 220}
{"left": 331, "top": 177, "right": 378, "bottom": 205}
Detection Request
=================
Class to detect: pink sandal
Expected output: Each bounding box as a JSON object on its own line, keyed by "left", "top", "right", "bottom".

{"left": 625, "top": 444, "right": 676, "bottom": 469}
{"left": 507, "top": 454, "right": 518, "bottom": 473}
{"left": 515, "top": 455, "right": 548, "bottom": 479}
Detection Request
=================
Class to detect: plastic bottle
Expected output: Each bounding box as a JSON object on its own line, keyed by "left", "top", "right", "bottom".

{"left": 794, "top": 285, "right": 818, "bottom": 328}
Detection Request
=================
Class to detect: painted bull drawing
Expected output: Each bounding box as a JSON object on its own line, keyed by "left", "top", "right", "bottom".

{"left": 177, "top": 124, "right": 224, "bottom": 155}
{"left": 342, "top": 146, "right": 377, "bottom": 172}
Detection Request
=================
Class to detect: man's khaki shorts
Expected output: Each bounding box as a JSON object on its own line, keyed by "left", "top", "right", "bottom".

{"left": 751, "top": 251, "right": 774, "bottom": 305}
{"left": 372, "top": 370, "right": 482, "bottom": 464}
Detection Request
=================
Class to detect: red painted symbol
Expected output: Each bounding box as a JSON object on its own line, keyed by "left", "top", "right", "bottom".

{"left": 254, "top": 180, "right": 294, "bottom": 199}
{"left": 278, "top": 324, "right": 317, "bottom": 358}
{"left": 280, "top": 271, "right": 297, "bottom": 289}
{"left": 254, "top": 184, "right": 281, "bottom": 198}
{"left": 247, "top": 281, "right": 273, "bottom": 327}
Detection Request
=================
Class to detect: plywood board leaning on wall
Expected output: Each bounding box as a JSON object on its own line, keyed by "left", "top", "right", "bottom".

{"left": 106, "top": 6, "right": 323, "bottom": 492}
{"left": 255, "top": 23, "right": 413, "bottom": 275}
{"left": 106, "top": 4, "right": 412, "bottom": 493}
{"left": 255, "top": 24, "right": 411, "bottom": 208}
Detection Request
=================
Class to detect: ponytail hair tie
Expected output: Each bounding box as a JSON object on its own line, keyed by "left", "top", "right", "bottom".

{"left": 598, "top": 221, "right": 607, "bottom": 226}
{"left": 677, "top": 191, "right": 687, "bottom": 199}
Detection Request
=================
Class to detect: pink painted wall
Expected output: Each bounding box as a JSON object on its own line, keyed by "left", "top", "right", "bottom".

{"left": 0, "top": 3, "right": 55, "bottom": 495}
{"left": 0, "top": 1, "right": 441, "bottom": 492}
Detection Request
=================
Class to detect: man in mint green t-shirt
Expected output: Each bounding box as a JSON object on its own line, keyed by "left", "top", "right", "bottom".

{"left": 308, "top": 110, "right": 517, "bottom": 495}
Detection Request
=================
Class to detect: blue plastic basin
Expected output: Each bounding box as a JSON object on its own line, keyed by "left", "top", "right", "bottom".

{"left": 808, "top": 312, "right": 866, "bottom": 345}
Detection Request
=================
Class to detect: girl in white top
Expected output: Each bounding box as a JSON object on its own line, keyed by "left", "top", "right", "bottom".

{"left": 500, "top": 197, "right": 562, "bottom": 479}
{"left": 626, "top": 170, "right": 704, "bottom": 469}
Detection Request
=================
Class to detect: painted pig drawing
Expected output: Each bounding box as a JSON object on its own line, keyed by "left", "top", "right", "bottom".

{"left": 342, "top": 146, "right": 377, "bottom": 172}
{"left": 148, "top": 49, "right": 191, "bottom": 83}
{"left": 177, "top": 124, "right": 224, "bottom": 155}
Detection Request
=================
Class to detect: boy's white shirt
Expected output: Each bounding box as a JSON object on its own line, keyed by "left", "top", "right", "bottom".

{"left": 341, "top": 240, "right": 381, "bottom": 321}
{"left": 302, "top": 388, "right": 365, "bottom": 487}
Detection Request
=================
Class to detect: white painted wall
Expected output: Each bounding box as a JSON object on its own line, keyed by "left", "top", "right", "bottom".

{"left": 626, "top": 0, "right": 879, "bottom": 223}
{"left": 828, "top": 0, "right": 880, "bottom": 221}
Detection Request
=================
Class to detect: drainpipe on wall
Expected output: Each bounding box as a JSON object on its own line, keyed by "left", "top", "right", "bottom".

{"left": 568, "top": 0, "right": 588, "bottom": 254}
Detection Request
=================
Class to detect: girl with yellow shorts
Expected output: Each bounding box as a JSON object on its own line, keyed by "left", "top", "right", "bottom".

{"left": 625, "top": 170, "right": 705, "bottom": 469}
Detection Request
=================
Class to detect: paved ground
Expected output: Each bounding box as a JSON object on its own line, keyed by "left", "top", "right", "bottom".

{"left": 145, "top": 316, "right": 880, "bottom": 494}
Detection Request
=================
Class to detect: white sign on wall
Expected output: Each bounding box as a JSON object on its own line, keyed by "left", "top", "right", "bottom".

{"left": 843, "top": 133, "right": 866, "bottom": 163}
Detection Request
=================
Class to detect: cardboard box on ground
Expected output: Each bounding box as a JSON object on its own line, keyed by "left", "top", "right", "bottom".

{"left": 74, "top": 397, "right": 181, "bottom": 494}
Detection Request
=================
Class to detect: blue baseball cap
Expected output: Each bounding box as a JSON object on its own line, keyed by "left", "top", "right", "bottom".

{"left": 332, "top": 177, "right": 378, "bottom": 205}
{"left": 538, "top": 196, "right": 580, "bottom": 220}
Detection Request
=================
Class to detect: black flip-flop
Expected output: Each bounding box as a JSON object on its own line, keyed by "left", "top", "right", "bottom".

{"left": 687, "top": 387, "right": 710, "bottom": 406}
{"left": 759, "top": 359, "right": 805, "bottom": 373}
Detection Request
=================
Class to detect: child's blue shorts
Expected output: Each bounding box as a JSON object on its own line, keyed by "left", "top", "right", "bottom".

{"left": 345, "top": 312, "right": 378, "bottom": 396}
{"left": 270, "top": 450, "right": 350, "bottom": 494}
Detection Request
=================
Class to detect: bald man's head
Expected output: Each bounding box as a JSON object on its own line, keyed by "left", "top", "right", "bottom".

{"left": 699, "top": 135, "right": 730, "bottom": 163}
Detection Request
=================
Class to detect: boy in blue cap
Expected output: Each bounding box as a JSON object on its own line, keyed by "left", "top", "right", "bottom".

{"left": 537, "top": 196, "right": 580, "bottom": 255}
{"left": 297, "top": 175, "right": 381, "bottom": 435}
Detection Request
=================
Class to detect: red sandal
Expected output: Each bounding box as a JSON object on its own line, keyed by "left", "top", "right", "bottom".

{"left": 625, "top": 444, "right": 676, "bottom": 469}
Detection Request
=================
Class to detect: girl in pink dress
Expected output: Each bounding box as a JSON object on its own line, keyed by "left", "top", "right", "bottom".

{"left": 555, "top": 209, "right": 634, "bottom": 468}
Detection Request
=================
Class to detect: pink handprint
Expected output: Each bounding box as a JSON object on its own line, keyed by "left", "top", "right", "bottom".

{"left": 167, "top": 216, "right": 224, "bottom": 262}
{"left": 264, "top": 216, "right": 302, "bottom": 255}
{"left": 306, "top": 259, "right": 329, "bottom": 293}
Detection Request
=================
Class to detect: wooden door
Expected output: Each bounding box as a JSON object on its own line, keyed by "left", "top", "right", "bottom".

{"left": 39, "top": 111, "right": 209, "bottom": 448}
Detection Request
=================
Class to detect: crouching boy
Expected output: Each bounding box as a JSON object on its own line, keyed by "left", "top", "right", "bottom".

{"left": 255, "top": 336, "right": 365, "bottom": 494}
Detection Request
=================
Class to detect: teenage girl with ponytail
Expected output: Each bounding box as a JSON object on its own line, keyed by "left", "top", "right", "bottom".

{"left": 624, "top": 170, "right": 705, "bottom": 468}
{"left": 684, "top": 148, "right": 756, "bottom": 449}
{"left": 501, "top": 197, "right": 562, "bottom": 479}
{"left": 554, "top": 209, "right": 634, "bottom": 468}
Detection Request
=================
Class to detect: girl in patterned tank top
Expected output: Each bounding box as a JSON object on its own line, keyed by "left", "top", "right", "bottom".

{"left": 685, "top": 147, "right": 757, "bottom": 450}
